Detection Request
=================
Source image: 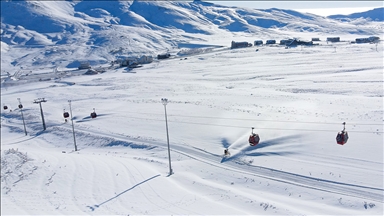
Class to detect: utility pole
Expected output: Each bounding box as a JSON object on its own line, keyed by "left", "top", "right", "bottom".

{"left": 33, "top": 98, "right": 47, "bottom": 130}
{"left": 68, "top": 100, "right": 77, "bottom": 151}
{"left": 17, "top": 98, "right": 27, "bottom": 135}
{"left": 161, "top": 98, "right": 173, "bottom": 175}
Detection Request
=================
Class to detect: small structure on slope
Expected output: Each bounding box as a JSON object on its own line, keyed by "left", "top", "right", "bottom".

{"left": 327, "top": 37, "right": 340, "bottom": 42}
{"left": 355, "top": 36, "right": 380, "bottom": 43}
{"left": 231, "top": 41, "right": 252, "bottom": 49}
{"left": 254, "top": 40, "right": 263, "bottom": 46}
{"left": 78, "top": 62, "right": 91, "bottom": 70}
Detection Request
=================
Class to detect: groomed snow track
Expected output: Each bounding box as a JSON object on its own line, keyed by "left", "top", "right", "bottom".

{"left": 7, "top": 119, "right": 380, "bottom": 204}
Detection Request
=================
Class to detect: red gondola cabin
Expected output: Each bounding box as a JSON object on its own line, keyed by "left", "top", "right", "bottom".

{"left": 336, "top": 131, "right": 349, "bottom": 145}
{"left": 248, "top": 127, "right": 260, "bottom": 146}
{"left": 336, "top": 122, "right": 349, "bottom": 145}
{"left": 249, "top": 134, "right": 260, "bottom": 146}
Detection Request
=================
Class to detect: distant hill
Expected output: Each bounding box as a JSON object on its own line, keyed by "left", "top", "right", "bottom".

{"left": 328, "top": 7, "right": 384, "bottom": 22}
{"left": 1, "top": 0, "right": 383, "bottom": 71}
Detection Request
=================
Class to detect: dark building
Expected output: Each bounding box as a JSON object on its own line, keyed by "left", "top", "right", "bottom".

{"left": 355, "top": 36, "right": 380, "bottom": 43}
{"left": 280, "top": 39, "right": 294, "bottom": 45}
{"left": 254, "top": 40, "right": 263, "bottom": 46}
{"left": 231, "top": 41, "right": 252, "bottom": 49}
{"left": 157, "top": 53, "right": 171, "bottom": 59}
{"left": 327, "top": 37, "right": 340, "bottom": 42}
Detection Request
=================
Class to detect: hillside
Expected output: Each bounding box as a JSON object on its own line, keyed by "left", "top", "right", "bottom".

{"left": 328, "top": 7, "right": 384, "bottom": 22}
{"left": 1, "top": 34, "right": 383, "bottom": 215}
{"left": 1, "top": 0, "right": 383, "bottom": 73}
{"left": 1, "top": 1, "right": 383, "bottom": 215}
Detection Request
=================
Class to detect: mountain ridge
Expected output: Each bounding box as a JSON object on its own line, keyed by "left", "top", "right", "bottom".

{"left": 327, "top": 7, "right": 384, "bottom": 22}
{"left": 1, "top": 1, "right": 382, "bottom": 71}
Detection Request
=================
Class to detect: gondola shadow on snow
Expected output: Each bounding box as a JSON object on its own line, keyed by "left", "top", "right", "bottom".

{"left": 221, "top": 134, "right": 302, "bottom": 163}
{"left": 221, "top": 138, "right": 231, "bottom": 149}
{"left": 75, "top": 113, "right": 111, "bottom": 123}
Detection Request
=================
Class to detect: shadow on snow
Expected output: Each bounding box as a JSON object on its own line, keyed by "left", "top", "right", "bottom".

{"left": 86, "top": 174, "right": 161, "bottom": 211}
{"left": 75, "top": 113, "right": 110, "bottom": 123}
{"left": 221, "top": 134, "right": 302, "bottom": 163}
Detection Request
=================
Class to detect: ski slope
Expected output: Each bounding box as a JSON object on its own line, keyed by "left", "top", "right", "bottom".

{"left": 1, "top": 38, "right": 383, "bottom": 215}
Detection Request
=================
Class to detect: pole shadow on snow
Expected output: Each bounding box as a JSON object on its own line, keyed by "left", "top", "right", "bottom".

{"left": 3, "top": 132, "right": 39, "bottom": 145}
{"left": 86, "top": 174, "right": 161, "bottom": 211}
{"left": 221, "top": 134, "right": 302, "bottom": 163}
{"left": 1, "top": 124, "right": 62, "bottom": 145}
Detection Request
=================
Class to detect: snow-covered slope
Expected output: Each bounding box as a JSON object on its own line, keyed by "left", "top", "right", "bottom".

{"left": 1, "top": 1, "right": 383, "bottom": 72}
{"left": 1, "top": 37, "right": 383, "bottom": 215}
{"left": 1, "top": 1, "right": 384, "bottom": 215}
{"left": 328, "top": 7, "right": 384, "bottom": 22}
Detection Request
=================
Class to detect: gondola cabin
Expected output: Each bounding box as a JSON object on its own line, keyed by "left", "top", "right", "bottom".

{"left": 63, "top": 112, "right": 69, "bottom": 118}
{"left": 18, "top": 104, "right": 23, "bottom": 109}
{"left": 336, "top": 131, "right": 348, "bottom": 145}
{"left": 336, "top": 122, "right": 349, "bottom": 145}
{"left": 91, "top": 112, "right": 97, "bottom": 118}
{"left": 249, "top": 134, "right": 260, "bottom": 146}
{"left": 3, "top": 105, "right": 8, "bottom": 110}
{"left": 248, "top": 127, "right": 260, "bottom": 146}
{"left": 90, "top": 108, "right": 97, "bottom": 118}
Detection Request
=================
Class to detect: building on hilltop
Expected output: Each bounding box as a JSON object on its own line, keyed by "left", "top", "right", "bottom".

{"left": 254, "top": 40, "right": 263, "bottom": 46}
{"left": 280, "top": 39, "right": 294, "bottom": 45}
{"left": 355, "top": 36, "right": 380, "bottom": 43}
{"left": 286, "top": 39, "right": 313, "bottom": 47}
{"left": 231, "top": 41, "right": 252, "bottom": 49}
{"left": 327, "top": 37, "right": 340, "bottom": 42}
{"left": 137, "top": 55, "right": 153, "bottom": 64}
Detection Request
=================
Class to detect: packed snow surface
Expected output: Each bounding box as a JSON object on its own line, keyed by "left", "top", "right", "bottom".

{"left": 1, "top": 39, "right": 383, "bottom": 215}
{"left": 1, "top": 1, "right": 383, "bottom": 215}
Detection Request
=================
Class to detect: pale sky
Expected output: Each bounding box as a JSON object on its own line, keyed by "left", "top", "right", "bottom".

{"left": 208, "top": 1, "right": 383, "bottom": 16}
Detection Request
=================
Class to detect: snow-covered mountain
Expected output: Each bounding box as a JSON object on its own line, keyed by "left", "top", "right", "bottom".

{"left": 1, "top": 1, "right": 383, "bottom": 215}
{"left": 328, "top": 7, "right": 384, "bottom": 22}
{"left": 1, "top": 0, "right": 383, "bottom": 71}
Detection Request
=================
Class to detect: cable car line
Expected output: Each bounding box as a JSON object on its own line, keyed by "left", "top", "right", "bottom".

{"left": 168, "top": 119, "right": 383, "bottom": 134}
{"left": 124, "top": 116, "right": 383, "bottom": 134}
{"left": 167, "top": 114, "right": 383, "bottom": 126}
{"left": 119, "top": 110, "right": 382, "bottom": 126}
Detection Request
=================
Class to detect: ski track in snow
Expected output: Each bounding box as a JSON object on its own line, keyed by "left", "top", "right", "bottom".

{"left": 3, "top": 115, "right": 383, "bottom": 203}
